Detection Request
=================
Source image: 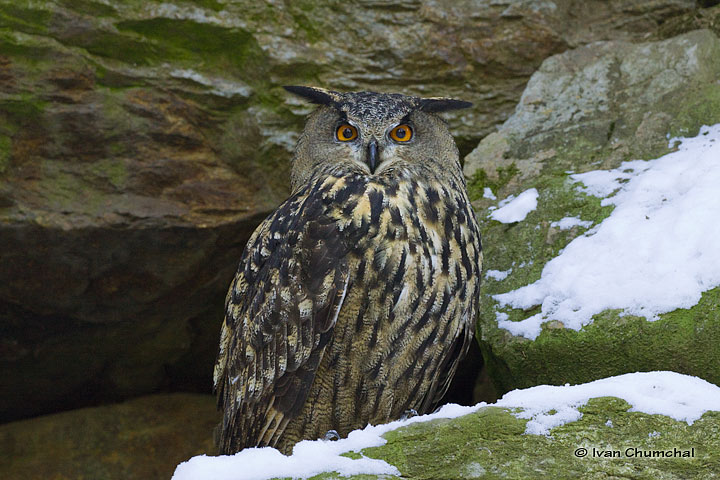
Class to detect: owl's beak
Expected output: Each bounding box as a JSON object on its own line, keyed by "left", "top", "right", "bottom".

{"left": 366, "top": 139, "right": 379, "bottom": 173}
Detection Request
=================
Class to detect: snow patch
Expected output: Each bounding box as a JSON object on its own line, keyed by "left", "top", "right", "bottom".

{"left": 173, "top": 403, "right": 478, "bottom": 480}
{"left": 496, "top": 371, "right": 720, "bottom": 435}
{"left": 485, "top": 269, "right": 511, "bottom": 281}
{"left": 494, "top": 124, "right": 720, "bottom": 339}
{"left": 550, "top": 216, "right": 593, "bottom": 230}
{"left": 490, "top": 188, "right": 539, "bottom": 223}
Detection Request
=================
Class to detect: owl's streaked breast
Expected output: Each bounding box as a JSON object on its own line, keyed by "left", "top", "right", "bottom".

{"left": 278, "top": 170, "right": 482, "bottom": 445}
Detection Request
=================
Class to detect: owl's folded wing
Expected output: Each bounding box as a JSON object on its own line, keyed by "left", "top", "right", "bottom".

{"left": 214, "top": 185, "right": 350, "bottom": 452}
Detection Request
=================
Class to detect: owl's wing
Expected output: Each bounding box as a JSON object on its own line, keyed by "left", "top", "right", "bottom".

{"left": 420, "top": 245, "right": 482, "bottom": 413}
{"left": 214, "top": 184, "right": 350, "bottom": 453}
{"left": 419, "top": 305, "right": 475, "bottom": 413}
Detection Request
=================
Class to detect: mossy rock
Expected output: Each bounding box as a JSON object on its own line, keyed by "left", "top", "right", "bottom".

{"left": 300, "top": 397, "right": 719, "bottom": 479}
{"left": 464, "top": 30, "right": 720, "bottom": 395}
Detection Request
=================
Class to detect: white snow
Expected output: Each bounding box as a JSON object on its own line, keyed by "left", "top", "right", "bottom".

{"left": 485, "top": 269, "right": 511, "bottom": 281}
{"left": 483, "top": 187, "right": 497, "bottom": 200}
{"left": 494, "top": 124, "right": 720, "bottom": 339}
{"left": 172, "top": 371, "right": 720, "bottom": 479}
{"left": 550, "top": 216, "right": 593, "bottom": 230}
{"left": 490, "top": 188, "right": 539, "bottom": 223}
{"left": 495, "top": 371, "right": 720, "bottom": 435}
{"left": 172, "top": 403, "right": 477, "bottom": 480}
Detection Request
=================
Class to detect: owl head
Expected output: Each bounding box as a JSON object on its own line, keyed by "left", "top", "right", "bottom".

{"left": 284, "top": 86, "right": 472, "bottom": 191}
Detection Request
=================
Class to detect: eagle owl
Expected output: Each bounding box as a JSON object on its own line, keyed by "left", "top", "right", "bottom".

{"left": 214, "top": 86, "right": 482, "bottom": 455}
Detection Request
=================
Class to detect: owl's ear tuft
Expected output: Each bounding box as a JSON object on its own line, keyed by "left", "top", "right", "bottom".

{"left": 284, "top": 86, "right": 341, "bottom": 106}
{"left": 418, "top": 98, "right": 473, "bottom": 113}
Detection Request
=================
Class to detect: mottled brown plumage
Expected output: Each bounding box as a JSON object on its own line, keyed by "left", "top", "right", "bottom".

{"left": 214, "top": 86, "right": 482, "bottom": 454}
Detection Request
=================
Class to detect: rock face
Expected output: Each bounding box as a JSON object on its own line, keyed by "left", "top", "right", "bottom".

{"left": 0, "top": 0, "right": 706, "bottom": 422}
{"left": 465, "top": 29, "right": 720, "bottom": 395}
{"left": 0, "top": 393, "right": 218, "bottom": 480}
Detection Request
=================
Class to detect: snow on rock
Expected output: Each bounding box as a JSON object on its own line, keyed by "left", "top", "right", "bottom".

{"left": 172, "top": 371, "right": 720, "bottom": 480}
{"left": 493, "top": 124, "right": 720, "bottom": 339}
{"left": 170, "top": 434, "right": 398, "bottom": 480}
{"left": 496, "top": 371, "right": 720, "bottom": 435}
{"left": 490, "top": 188, "right": 539, "bottom": 223}
{"left": 550, "top": 216, "right": 593, "bottom": 230}
{"left": 486, "top": 269, "right": 511, "bottom": 281}
{"left": 172, "top": 403, "right": 477, "bottom": 480}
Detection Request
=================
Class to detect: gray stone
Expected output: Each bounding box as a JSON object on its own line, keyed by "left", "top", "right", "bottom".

{"left": 464, "top": 29, "right": 720, "bottom": 182}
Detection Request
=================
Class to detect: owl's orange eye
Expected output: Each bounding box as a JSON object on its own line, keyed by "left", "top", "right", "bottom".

{"left": 336, "top": 124, "right": 358, "bottom": 142}
{"left": 390, "top": 124, "right": 413, "bottom": 142}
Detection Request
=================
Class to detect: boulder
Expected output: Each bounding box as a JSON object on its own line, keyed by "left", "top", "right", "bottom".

{"left": 464, "top": 29, "right": 720, "bottom": 395}
{"left": 0, "top": 393, "right": 218, "bottom": 480}
{"left": 0, "top": 0, "right": 704, "bottom": 421}
{"left": 355, "top": 399, "right": 718, "bottom": 480}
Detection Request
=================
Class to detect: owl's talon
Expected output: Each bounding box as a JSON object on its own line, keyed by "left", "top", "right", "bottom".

{"left": 400, "top": 409, "right": 418, "bottom": 420}
{"left": 323, "top": 429, "right": 340, "bottom": 441}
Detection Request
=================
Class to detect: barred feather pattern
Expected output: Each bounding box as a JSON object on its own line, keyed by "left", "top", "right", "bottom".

{"left": 214, "top": 164, "right": 482, "bottom": 454}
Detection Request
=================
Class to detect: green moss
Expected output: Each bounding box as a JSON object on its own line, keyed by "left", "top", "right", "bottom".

{"left": 116, "top": 19, "right": 268, "bottom": 81}
{"left": 88, "top": 159, "right": 128, "bottom": 189}
{"left": 340, "top": 451, "right": 363, "bottom": 460}
{"left": 98, "top": 88, "right": 151, "bottom": 137}
{"left": 667, "top": 83, "right": 720, "bottom": 138}
{"left": 308, "top": 475, "right": 395, "bottom": 480}
{"left": 474, "top": 150, "right": 720, "bottom": 395}
{"left": 482, "top": 286, "right": 720, "bottom": 394}
{"left": 0, "top": 30, "right": 55, "bottom": 68}
{"left": 477, "top": 173, "right": 612, "bottom": 293}
{"left": 288, "top": 11, "right": 323, "bottom": 44}
{"left": 56, "top": 0, "right": 118, "bottom": 17}
{"left": 0, "top": 4, "right": 53, "bottom": 35}
{"left": 322, "top": 401, "right": 720, "bottom": 480}
{"left": 471, "top": 161, "right": 720, "bottom": 395}
{"left": 35, "top": 162, "right": 107, "bottom": 215}
{"left": 0, "top": 135, "right": 10, "bottom": 174}
{"left": 0, "top": 94, "right": 48, "bottom": 131}
{"left": 478, "top": 165, "right": 719, "bottom": 393}
{"left": 363, "top": 408, "right": 527, "bottom": 478}
{"left": 467, "top": 163, "right": 520, "bottom": 201}
{"left": 65, "top": 30, "right": 168, "bottom": 67}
